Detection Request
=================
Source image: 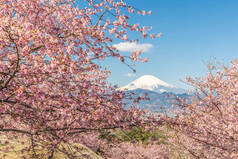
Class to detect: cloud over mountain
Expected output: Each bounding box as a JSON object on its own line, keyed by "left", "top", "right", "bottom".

{"left": 113, "top": 42, "right": 153, "bottom": 53}
{"left": 123, "top": 73, "right": 136, "bottom": 77}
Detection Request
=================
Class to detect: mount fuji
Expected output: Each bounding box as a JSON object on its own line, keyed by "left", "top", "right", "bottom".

{"left": 120, "top": 75, "right": 189, "bottom": 113}
{"left": 120, "top": 75, "right": 185, "bottom": 94}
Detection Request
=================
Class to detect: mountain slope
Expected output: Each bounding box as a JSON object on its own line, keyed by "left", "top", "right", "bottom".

{"left": 120, "top": 75, "right": 185, "bottom": 94}
{"left": 124, "top": 88, "right": 190, "bottom": 113}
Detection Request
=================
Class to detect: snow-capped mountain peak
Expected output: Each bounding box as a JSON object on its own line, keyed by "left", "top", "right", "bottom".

{"left": 120, "top": 75, "right": 185, "bottom": 94}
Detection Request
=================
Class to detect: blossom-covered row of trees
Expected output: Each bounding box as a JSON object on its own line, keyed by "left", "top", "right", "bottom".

{"left": 169, "top": 61, "right": 238, "bottom": 159}
{"left": 0, "top": 0, "right": 159, "bottom": 158}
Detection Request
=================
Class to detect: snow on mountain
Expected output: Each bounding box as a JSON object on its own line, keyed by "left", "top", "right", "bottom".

{"left": 120, "top": 75, "right": 185, "bottom": 94}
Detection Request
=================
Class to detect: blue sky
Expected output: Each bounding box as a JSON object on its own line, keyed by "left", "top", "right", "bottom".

{"left": 104, "top": 0, "right": 238, "bottom": 89}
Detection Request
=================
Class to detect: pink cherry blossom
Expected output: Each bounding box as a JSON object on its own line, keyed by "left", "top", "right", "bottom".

{"left": 0, "top": 0, "right": 158, "bottom": 158}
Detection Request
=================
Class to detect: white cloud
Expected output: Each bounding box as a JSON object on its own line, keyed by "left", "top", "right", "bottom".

{"left": 123, "top": 73, "right": 136, "bottom": 77}
{"left": 113, "top": 42, "right": 153, "bottom": 53}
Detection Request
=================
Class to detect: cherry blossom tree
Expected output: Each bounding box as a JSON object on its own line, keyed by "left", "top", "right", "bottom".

{"left": 0, "top": 0, "right": 158, "bottom": 158}
{"left": 170, "top": 61, "right": 238, "bottom": 159}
